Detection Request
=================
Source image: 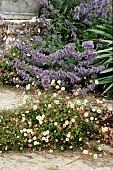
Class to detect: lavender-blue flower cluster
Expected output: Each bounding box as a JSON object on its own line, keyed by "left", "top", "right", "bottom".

{"left": 0, "top": 32, "right": 104, "bottom": 91}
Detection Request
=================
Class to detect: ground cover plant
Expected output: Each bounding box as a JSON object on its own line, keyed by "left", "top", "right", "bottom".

{"left": 0, "top": 0, "right": 113, "bottom": 157}
{"left": 0, "top": 86, "right": 113, "bottom": 156}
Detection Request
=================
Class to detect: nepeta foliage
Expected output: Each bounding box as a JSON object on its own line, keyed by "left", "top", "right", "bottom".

{"left": 0, "top": 31, "right": 104, "bottom": 92}
{"left": 0, "top": 0, "right": 112, "bottom": 92}
{"left": 39, "top": 0, "right": 112, "bottom": 42}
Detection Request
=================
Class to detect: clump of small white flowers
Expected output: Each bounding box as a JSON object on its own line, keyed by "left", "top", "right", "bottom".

{"left": 28, "top": 139, "right": 32, "bottom": 143}
{"left": 54, "top": 122, "right": 58, "bottom": 126}
{"left": 84, "top": 99, "right": 88, "bottom": 103}
{"left": 53, "top": 93, "right": 57, "bottom": 97}
{"left": 33, "top": 136, "right": 37, "bottom": 140}
{"left": 43, "top": 130, "right": 49, "bottom": 136}
{"left": 66, "top": 138, "right": 69, "bottom": 141}
{"left": 90, "top": 117, "right": 94, "bottom": 121}
{"left": 42, "top": 137, "right": 46, "bottom": 141}
{"left": 33, "top": 105, "right": 38, "bottom": 110}
{"left": 25, "top": 110, "right": 29, "bottom": 113}
{"left": 43, "top": 131, "right": 47, "bottom": 136}
{"left": 61, "top": 146, "right": 64, "bottom": 150}
{"left": 23, "top": 128, "right": 27, "bottom": 132}
{"left": 93, "top": 154, "right": 97, "bottom": 159}
{"left": 57, "top": 80, "right": 61, "bottom": 85}
{"left": 16, "top": 84, "right": 19, "bottom": 88}
{"left": 23, "top": 95, "right": 28, "bottom": 100}
{"left": 65, "top": 120, "right": 69, "bottom": 126}
{"left": 20, "top": 130, "right": 23, "bottom": 133}
{"left": 70, "top": 146, "right": 73, "bottom": 149}
{"left": 79, "top": 138, "right": 82, "bottom": 141}
{"left": 27, "top": 53, "right": 31, "bottom": 57}
{"left": 97, "top": 109, "right": 101, "bottom": 113}
{"left": 49, "top": 149, "right": 53, "bottom": 153}
{"left": 51, "top": 79, "right": 55, "bottom": 85}
{"left": 61, "top": 87, "right": 65, "bottom": 91}
{"left": 38, "top": 28, "right": 40, "bottom": 33}
{"left": 22, "top": 114, "right": 25, "bottom": 117}
{"left": 32, "top": 81, "right": 35, "bottom": 86}
{"left": 42, "top": 114, "right": 45, "bottom": 119}
{"left": 36, "top": 115, "right": 45, "bottom": 124}
{"left": 54, "top": 100, "right": 59, "bottom": 104}
{"left": 98, "top": 147, "right": 102, "bottom": 151}
{"left": 70, "top": 103, "right": 75, "bottom": 109}
{"left": 96, "top": 99, "right": 103, "bottom": 104}
{"left": 107, "top": 106, "right": 113, "bottom": 111}
{"left": 63, "top": 124, "right": 66, "bottom": 128}
{"left": 84, "top": 112, "right": 89, "bottom": 117}
{"left": 102, "top": 127, "right": 108, "bottom": 132}
{"left": 92, "top": 108, "right": 96, "bottom": 112}
{"left": 27, "top": 129, "right": 33, "bottom": 133}
{"left": 34, "top": 141, "right": 39, "bottom": 145}
{"left": 22, "top": 100, "right": 26, "bottom": 105}
{"left": 22, "top": 116, "right": 26, "bottom": 122}
{"left": 71, "top": 118, "right": 75, "bottom": 122}
{"left": 48, "top": 104, "right": 52, "bottom": 108}
{"left": 83, "top": 150, "right": 88, "bottom": 155}
{"left": 28, "top": 121, "right": 32, "bottom": 125}
{"left": 38, "top": 91, "right": 41, "bottom": 96}
{"left": 66, "top": 132, "right": 71, "bottom": 138}
{"left": 26, "top": 84, "right": 31, "bottom": 90}
{"left": 55, "top": 85, "right": 60, "bottom": 89}
{"left": 24, "top": 133, "right": 27, "bottom": 137}
{"left": 76, "top": 100, "right": 81, "bottom": 105}
{"left": 21, "top": 95, "right": 28, "bottom": 102}
{"left": 95, "top": 80, "right": 99, "bottom": 85}
{"left": 45, "top": 138, "right": 49, "bottom": 143}
{"left": 20, "top": 147, "right": 23, "bottom": 150}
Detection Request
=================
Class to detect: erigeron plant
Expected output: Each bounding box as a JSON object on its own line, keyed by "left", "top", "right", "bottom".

{"left": 0, "top": 81, "right": 112, "bottom": 153}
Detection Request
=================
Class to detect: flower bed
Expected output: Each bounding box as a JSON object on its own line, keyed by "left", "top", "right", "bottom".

{"left": 0, "top": 21, "right": 104, "bottom": 93}
{"left": 0, "top": 0, "right": 113, "bottom": 155}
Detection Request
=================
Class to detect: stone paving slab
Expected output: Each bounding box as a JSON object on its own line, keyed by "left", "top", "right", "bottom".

{"left": 0, "top": 85, "right": 21, "bottom": 110}
{"left": 0, "top": 151, "right": 113, "bottom": 170}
